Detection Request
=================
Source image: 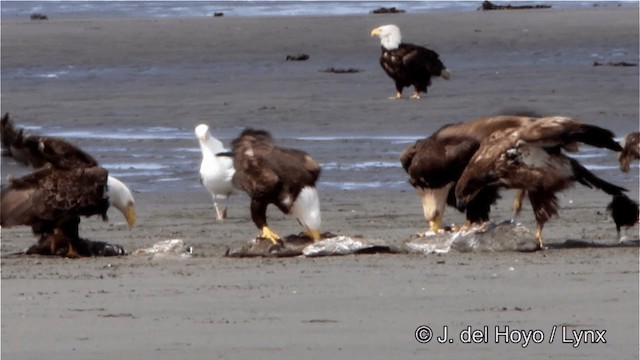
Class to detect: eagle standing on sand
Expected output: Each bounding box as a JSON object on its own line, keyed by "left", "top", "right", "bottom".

{"left": 400, "top": 115, "right": 535, "bottom": 234}
{"left": 195, "top": 124, "right": 235, "bottom": 220}
{"left": 0, "top": 114, "right": 136, "bottom": 257}
{"left": 455, "top": 116, "right": 627, "bottom": 249}
{"left": 230, "top": 129, "right": 322, "bottom": 244}
{"left": 370, "top": 24, "right": 450, "bottom": 99}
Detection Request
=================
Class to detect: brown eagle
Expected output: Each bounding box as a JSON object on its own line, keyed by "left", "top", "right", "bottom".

{"left": 371, "top": 24, "right": 450, "bottom": 99}
{"left": 230, "top": 129, "right": 321, "bottom": 244}
{"left": 455, "top": 116, "right": 626, "bottom": 249}
{"left": 400, "top": 115, "right": 536, "bottom": 234}
{"left": 0, "top": 114, "right": 136, "bottom": 257}
{"left": 618, "top": 131, "right": 639, "bottom": 172}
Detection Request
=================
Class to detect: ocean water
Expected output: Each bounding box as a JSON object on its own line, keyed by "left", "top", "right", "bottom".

{"left": 8, "top": 125, "right": 632, "bottom": 194}
{"left": 2, "top": 0, "right": 636, "bottom": 193}
{"left": 1, "top": 1, "right": 633, "bottom": 20}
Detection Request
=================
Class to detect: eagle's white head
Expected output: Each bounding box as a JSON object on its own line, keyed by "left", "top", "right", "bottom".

{"left": 106, "top": 175, "right": 136, "bottom": 229}
{"left": 371, "top": 24, "right": 402, "bottom": 50}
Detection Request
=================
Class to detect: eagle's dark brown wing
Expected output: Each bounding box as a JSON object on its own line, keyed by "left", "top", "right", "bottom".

{"left": 1, "top": 166, "right": 110, "bottom": 230}
{"left": 0, "top": 113, "right": 98, "bottom": 170}
{"left": 405, "top": 136, "right": 480, "bottom": 189}
{"left": 518, "top": 116, "right": 622, "bottom": 152}
{"left": 401, "top": 43, "right": 447, "bottom": 77}
{"left": 230, "top": 129, "right": 280, "bottom": 198}
{"left": 231, "top": 131, "right": 320, "bottom": 198}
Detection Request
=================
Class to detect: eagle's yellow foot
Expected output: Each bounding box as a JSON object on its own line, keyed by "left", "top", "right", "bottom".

{"left": 458, "top": 220, "right": 473, "bottom": 232}
{"left": 259, "top": 226, "right": 281, "bottom": 244}
{"left": 415, "top": 216, "right": 444, "bottom": 236}
{"left": 429, "top": 217, "right": 442, "bottom": 233}
{"left": 410, "top": 92, "right": 421, "bottom": 99}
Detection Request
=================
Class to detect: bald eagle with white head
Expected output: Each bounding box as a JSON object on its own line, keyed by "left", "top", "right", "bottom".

{"left": 371, "top": 24, "right": 450, "bottom": 99}
{"left": 0, "top": 114, "right": 136, "bottom": 257}
{"left": 455, "top": 116, "right": 626, "bottom": 249}
{"left": 230, "top": 129, "right": 321, "bottom": 244}
{"left": 195, "top": 124, "right": 235, "bottom": 220}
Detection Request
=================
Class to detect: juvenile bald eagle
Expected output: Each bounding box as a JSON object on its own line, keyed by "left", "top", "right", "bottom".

{"left": 618, "top": 131, "right": 639, "bottom": 172}
{"left": 230, "top": 129, "right": 321, "bottom": 244}
{"left": 455, "top": 116, "right": 626, "bottom": 249}
{"left": 195, "top": 124, "right": 235, "bottom": 220}
{"left": 370, "top": 24, "right": 450, "bottom": 99}
{"left": 0, "top": 114, "right": 136, "bottom": 257}
{"left": 400, "top": 115, "right": 535, "bottom": 234}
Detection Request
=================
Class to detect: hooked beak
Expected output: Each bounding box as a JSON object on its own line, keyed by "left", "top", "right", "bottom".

{"left": 124, "top": 201, "right": 136, "bottom": 229}
{"left": 370, "top": 27, "right": 381, "bottom": 37}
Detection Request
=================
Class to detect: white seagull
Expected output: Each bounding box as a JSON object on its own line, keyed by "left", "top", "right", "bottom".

{"left": 195, "top": 124, "right": 235, "bottom": 220}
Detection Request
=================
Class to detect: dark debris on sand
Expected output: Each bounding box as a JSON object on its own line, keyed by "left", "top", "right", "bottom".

{"left": 480, "top": 1, "right": 551, "bottom": 10}
{"left": 320, "top": 67, "right": 363, "bottom": 74}
{"left": 286, "top": 54, "right": 310, "bottom": 61}
{"left": 371, "top": 7, "right": 406, "bottom": 14}
{"left": 593, "top": 61, "right": 638, "bottom": 67}
{"left": 30, "top": 13, "right": 48, "bottom": 20}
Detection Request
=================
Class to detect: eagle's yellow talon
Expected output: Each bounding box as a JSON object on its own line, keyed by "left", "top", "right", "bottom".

{"left": 429, "top": 217, "right": 442, "bottom": 233}
{"left": 260, "top": 226, "right": 281, "bottom": 244}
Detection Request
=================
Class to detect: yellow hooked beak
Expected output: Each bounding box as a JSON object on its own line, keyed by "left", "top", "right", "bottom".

{"left": 305, "top": 228, "right": 321, "bottom": 241}
{"left": 124, "top": 202, "right": 136, "bottom": 229}
{"left": 370, "top": 27, "right": 381, "bottom": 37}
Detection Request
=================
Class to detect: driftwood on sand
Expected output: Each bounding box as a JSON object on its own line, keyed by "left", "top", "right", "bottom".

{"left": 593, "top": 61, "right": 638, "bottom": 67}
{"left": 30, "top": 13, "right": 48, "bottom": 20}
{"left": 480, "top": 1, "right": 551, "bottom": 10}
{"left": 286, "top": 54, "right": 310, "bottom": 61}
{"left": 320, "top": 67, "right": 362, "bottom": 74}
{"left": 370, "top": 7, "right": 405, "bottom": 14}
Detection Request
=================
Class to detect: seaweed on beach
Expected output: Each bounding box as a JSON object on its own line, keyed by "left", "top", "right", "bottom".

{"left": 320, "top": 67, "right": 363, "bottom": 74}
{"left": 286, "top": 54, "right": 310, "bottom": 61}
{"left": 480, "top": 1, "right": 551, "bottom": 10}
{"left": 593, "top": 61, "right": 638, "bottom": 67}
{"left": 30, "top": 13, "right": 48, "bottom": 20}
{"left": 371, "top": 7, "right": 405, "bottom": 14}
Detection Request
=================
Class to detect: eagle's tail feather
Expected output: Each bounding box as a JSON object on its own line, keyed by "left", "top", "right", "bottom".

{"left": 570, "top": 158, "right": 626, "bottom": 195}
{"left": 291, "top": 186, "right": 321, "bottom": 238}
{"left": 573, "top": 124, "right": 623, "bottom": 151}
